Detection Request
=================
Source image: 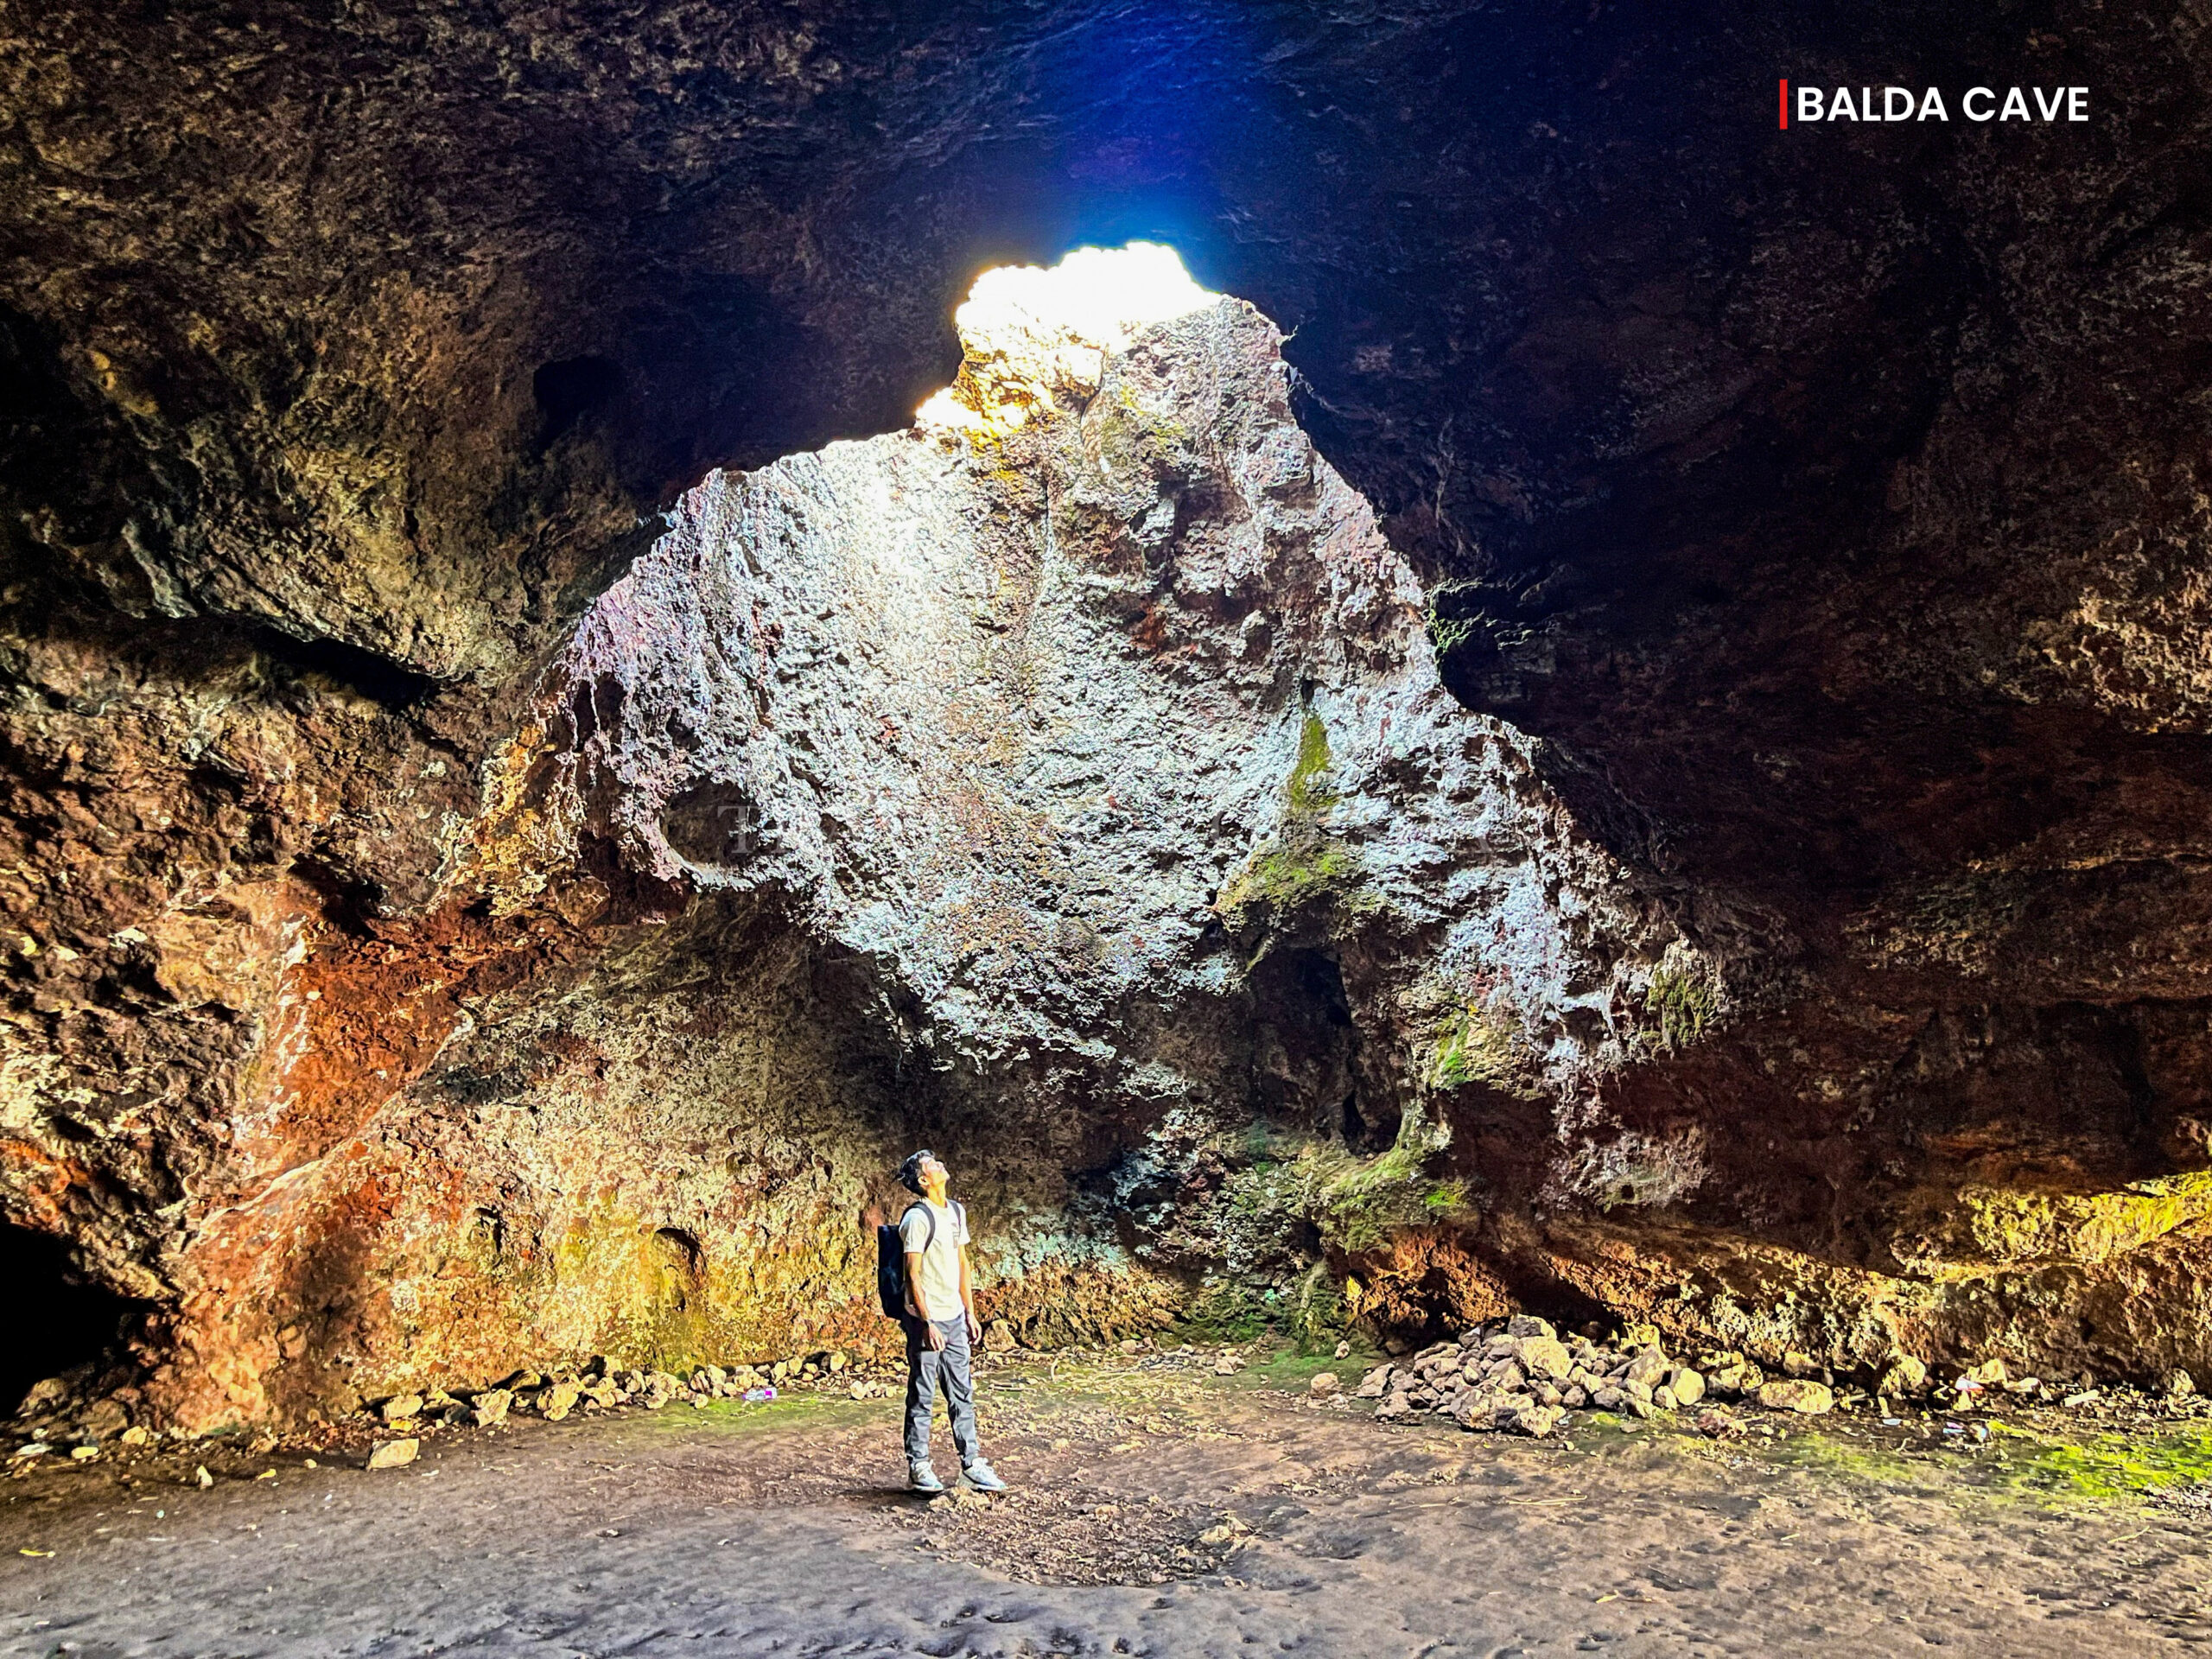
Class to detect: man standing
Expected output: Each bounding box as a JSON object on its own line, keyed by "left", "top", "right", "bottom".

{"left": 897, "top": 1148, "right": 1007, "bottom": 1494}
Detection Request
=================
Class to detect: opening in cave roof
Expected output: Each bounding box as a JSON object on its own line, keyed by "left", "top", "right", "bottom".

{"left": 916, "top": 242, "right": 1223, "bottom": 436}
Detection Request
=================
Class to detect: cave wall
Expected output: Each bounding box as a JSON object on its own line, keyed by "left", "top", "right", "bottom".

{"left": 6, "top": 1, "right": 2212, "bottom": 1423}
{"left": 130, "top": 295, "right": 1699, "bottom": 1425}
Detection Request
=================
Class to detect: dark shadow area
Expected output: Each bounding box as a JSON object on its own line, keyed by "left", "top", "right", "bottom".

{"left": 0, "top": 1225, "right": 139, "bottom": 1416}
{"left": 246, "top": 622, "right": 440, "bottom": 710}
{"left": 1245, "top": 946, "right": 1371, "bottom": 1146}
{"left": 534, "top": 353, "right": 626, "bottom": 451}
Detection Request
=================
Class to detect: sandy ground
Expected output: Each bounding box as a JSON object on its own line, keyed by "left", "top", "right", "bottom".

{"left": 3, "top": 1349, "right": 2207, "bottom": 1658}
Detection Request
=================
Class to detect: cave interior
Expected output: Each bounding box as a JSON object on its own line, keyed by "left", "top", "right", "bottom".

{"left": 4, "top": 0, "right": 2212, "bottom": 1431}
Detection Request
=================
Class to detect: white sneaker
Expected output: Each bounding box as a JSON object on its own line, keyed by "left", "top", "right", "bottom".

{"left": 908, "top": 1461, "right": 945, "bottom": 1494}
{"left": 961, "top": 1459, "right": 1007, "bottom": 1492}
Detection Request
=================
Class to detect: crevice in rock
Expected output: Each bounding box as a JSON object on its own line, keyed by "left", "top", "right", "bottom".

{"left": 0, "top": 1225, "right": 143, "bottom": 1416}
{"left": 238, "top": 624, "right": 442, "bottom": 711}
{"left": 1245, "top": 946, "right": 1372, "bottom": 1148}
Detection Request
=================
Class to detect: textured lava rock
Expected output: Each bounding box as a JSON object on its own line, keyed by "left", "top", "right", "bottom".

{"left": 545, "top": 297, "right": 1680, "bottom": 1128}
{"left": 121, "top": 296, "right": 1690, "bottom": 1426}
{"left": 6, "top": 2, "right": 2212, "bottom": 1425}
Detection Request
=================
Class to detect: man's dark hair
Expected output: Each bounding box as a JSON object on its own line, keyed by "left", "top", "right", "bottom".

{"left": 898, "top": 1149, "right": 934, "bottom": 1196}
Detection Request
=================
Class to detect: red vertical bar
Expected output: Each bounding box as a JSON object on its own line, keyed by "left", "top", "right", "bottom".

{"left": 1779, "top": 79, "right": 1789, "bottom": 130}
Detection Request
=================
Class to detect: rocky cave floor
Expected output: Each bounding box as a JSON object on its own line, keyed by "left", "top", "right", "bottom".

{"left": 5, "top": 1344, "right": 2210, "bottom": 1659}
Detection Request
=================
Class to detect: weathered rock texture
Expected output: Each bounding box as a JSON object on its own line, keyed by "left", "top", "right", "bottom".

{"left": 5, "top": 1, "right": 2212, "bottom": 1425}
{"left": 70, "top": 296, "right": 1707, "bottom": 1426}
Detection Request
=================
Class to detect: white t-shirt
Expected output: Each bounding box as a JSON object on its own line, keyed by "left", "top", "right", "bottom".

{"left": 898, "top": 1199, "right": 969, "bottom": 1320}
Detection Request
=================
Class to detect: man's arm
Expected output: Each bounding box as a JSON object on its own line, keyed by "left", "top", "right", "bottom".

{"left": 905, "top": 1249, "right": 945, "bottom": 1350}
{"left": 957, "top": 1242, "right": 980, "bottom": 1343}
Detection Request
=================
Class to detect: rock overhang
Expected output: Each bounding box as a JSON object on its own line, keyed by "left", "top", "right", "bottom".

{"left": 539, "top": 281, "right": 1684, "bottom": 1133}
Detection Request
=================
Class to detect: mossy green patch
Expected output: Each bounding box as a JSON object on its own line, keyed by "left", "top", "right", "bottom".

{"left": 1180, "top": 1264, "right": 1353, "bottom": 1349}
{"left": 1239, "top": 1344, "right": 1363, "bottom": 1390}
{"left": 1216, "top": 710, "right": 1368, "bottom": 926}
{"left": 1705, "top": 1416, "right": 2212, "bottom": 1513}
{"left": 637, "top": 1390, "right": 875, "bottom": 1436}
{"left": 1283, "top": 1259, "right": 1351, "bottom": 1349}
{"left": 528, "top": 1195, "right": 888, "bottom": 1378}
{"left": 1429, "top": 1002, "right": 1541, "bottom": 1097}
{"left": 1192, "top": 1122, "right": 1466, "bottom": 1345}
{"left": 1286, "top": 712, "right": 1337, "bottom": 816}
{"left": 1084, "top": 380, "right": 1195, "bottom": 480}
{"left": 1286, "top": 1136, "right": 1475, "bottom": 1255}
{"left": 1111, "top": 380, "right": 1191, "bottom": 447}
{"left": 1993, "top": 1422, "right": 2212, "bottom": 1503}
{"left": 1178, "top": 1282, "right": 1280, "bottom": 1344}
{"left": 1217, "top": 833, "right": 1359, "bottom": 916}
{"left": 1955, "top": 1172, "right": 2212, "bottom": 1265}
{"left": 1211, "top": 703, "right": 1380, "bottom": 938}
{"left": 1644, "top": 965, "right": 1719, "bottom": 1050}
{"left": 1756, "top": 1426, "right": 1949, "bottom": 1490}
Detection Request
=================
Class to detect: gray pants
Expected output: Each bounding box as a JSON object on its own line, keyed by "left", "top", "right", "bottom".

{"left": 904, "top": 1315, "right": 979, "bottom": 1467}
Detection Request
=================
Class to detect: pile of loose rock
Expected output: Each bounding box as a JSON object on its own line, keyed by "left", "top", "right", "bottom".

{"left": 348, "top": 1351, "right": 903, "bottom": 1467}
{"left": 6, "top": 1348, "right": 917, "bottom": 1477}
{"left": 1352, "top": 1317, "right": 2212, "bottom": 1440}
{"left": 347, "top": 1330, "right": 1028, "bottom": 1439}
{"left": 365, "top": 1350, "right": 894, "bottom": 1435}
{"left": 7, "top": 1332, "right": 1033, "bottom": 1465}
{"left": 12, "top": 1321, "right": 2204, "bottom": 1469}
{"left": 1357, "top": 1316, "right": 1707, "bottom": 1438}
{"left": 1353, "top": 1317, "right": 1876, "bottom": 1439}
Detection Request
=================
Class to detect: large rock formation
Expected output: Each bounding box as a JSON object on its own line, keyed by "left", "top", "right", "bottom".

{"left": 5, "top": 1, "right": 2212, "bottom": 1427}
{"left": 10, "top": 277, "right": 1702, "bottom": 1425}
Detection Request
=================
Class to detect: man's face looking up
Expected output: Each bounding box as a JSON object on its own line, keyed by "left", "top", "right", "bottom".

{"left": 919, "top": 1154, "right": 949, "bottom": 1199}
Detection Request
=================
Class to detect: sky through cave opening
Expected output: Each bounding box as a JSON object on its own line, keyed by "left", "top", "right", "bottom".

{"left": 914, "top": 242, "right": 1224, "bottom": 435}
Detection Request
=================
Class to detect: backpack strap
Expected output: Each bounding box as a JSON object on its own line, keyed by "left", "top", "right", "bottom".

{"left": 900, "top": 1201, "right": 937, "bottom": 1254}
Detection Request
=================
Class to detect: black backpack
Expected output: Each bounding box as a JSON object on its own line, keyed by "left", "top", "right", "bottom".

{"left": 876, "top": 1200, "right": 964, "bottom": 1319}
